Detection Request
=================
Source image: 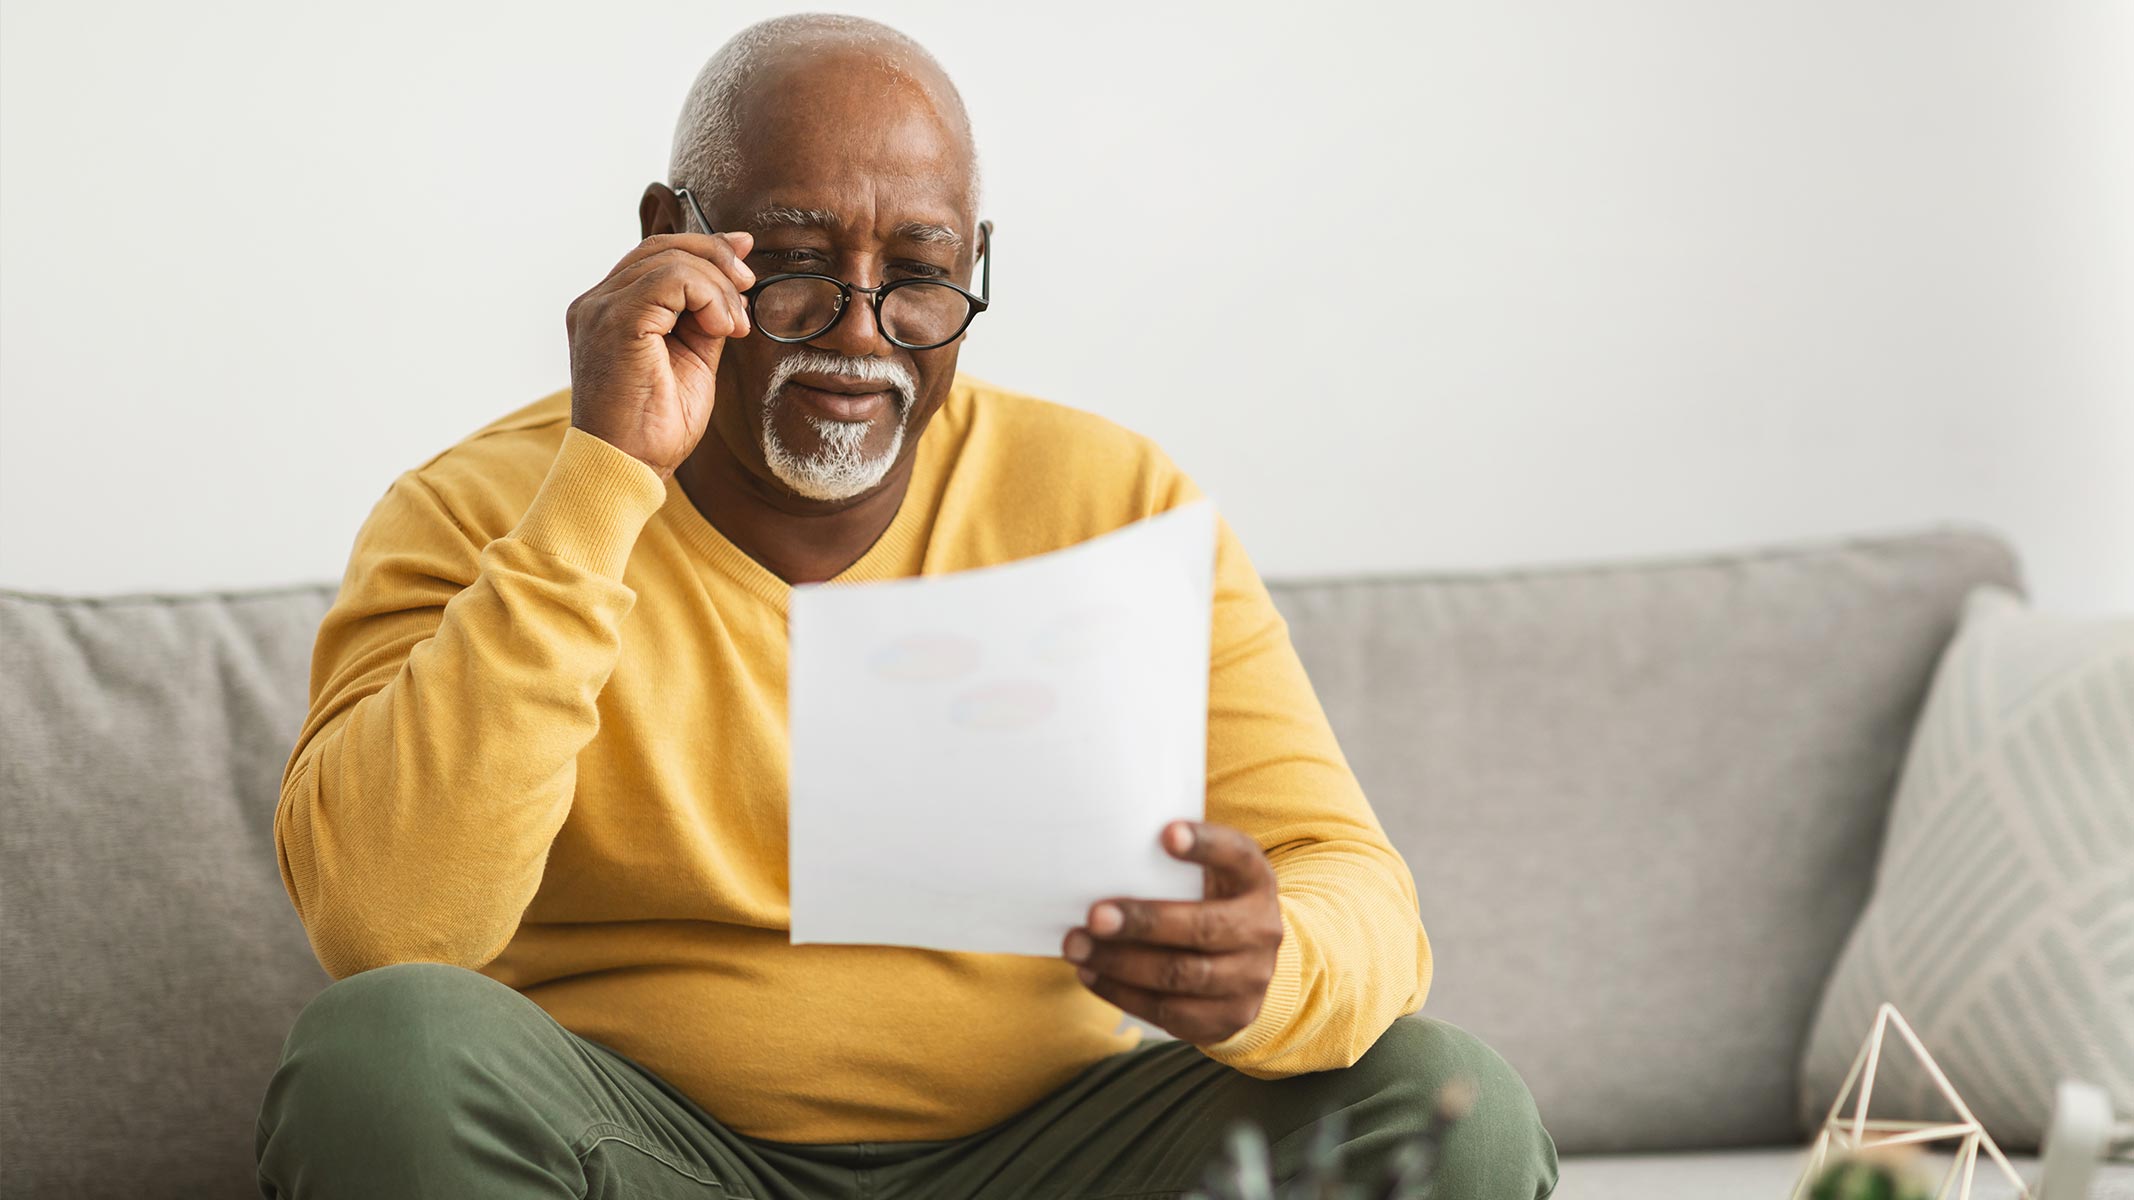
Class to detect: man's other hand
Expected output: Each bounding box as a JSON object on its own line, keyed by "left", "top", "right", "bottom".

{"left": 1062, "top": 821, "right": 1283, "bottom": 1045}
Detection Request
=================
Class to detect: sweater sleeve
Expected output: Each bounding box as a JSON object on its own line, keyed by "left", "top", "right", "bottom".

{"left": 1180, "top": 496, "right": 1434, "bottom": 1077}
{"left": 276, "top": 427, "right": 670, "bottom": 979}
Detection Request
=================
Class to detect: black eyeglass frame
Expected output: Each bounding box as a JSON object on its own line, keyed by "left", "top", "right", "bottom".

{"left": 674, "top": 186, "right": 993, "bottom": 352}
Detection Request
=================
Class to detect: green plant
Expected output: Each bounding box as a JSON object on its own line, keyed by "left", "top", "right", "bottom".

{"left": 1807, "top": 1147, "right": 1937, "bottom": 1200}
{"left": 1187, "top": 1079, "right": 1474, "bottom": 1200}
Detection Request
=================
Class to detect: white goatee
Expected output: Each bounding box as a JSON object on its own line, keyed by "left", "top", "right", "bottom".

{"left": 759, "top": 350, "right": 917, "bottom": 501}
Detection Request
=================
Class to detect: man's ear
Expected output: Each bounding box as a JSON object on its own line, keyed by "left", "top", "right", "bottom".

{"left": 639, "top": 183, "right": 682, "bottom": 239}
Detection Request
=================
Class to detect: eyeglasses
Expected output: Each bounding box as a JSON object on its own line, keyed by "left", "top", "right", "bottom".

{"left": 675, "top": 187, "right": 992, "bottom": 352}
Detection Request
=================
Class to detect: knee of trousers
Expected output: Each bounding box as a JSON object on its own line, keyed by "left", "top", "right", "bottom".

{"left": 1349, "top": 1017, "right": 1559, "bottom": 1198}
{"left": 259, "top": 962, "right": 538, "bottom": 1137}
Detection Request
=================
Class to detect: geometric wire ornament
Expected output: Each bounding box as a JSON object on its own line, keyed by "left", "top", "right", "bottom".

{"left": 1791, "top": 1003, "right": 2031, "bottom": 1200}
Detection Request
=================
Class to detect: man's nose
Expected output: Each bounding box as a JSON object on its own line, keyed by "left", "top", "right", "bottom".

{"left": 810, "top": 282, "right": 892, "bottom": 357}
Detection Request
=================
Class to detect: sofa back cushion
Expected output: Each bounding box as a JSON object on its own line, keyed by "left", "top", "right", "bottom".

{"left": 1, "top": 586, "right": 334, "bottom": 1197}
{"left": 1266, "top": 526, "right": 2020, "bottom": 1153}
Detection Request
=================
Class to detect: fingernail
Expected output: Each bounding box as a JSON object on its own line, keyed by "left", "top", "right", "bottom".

{"left": 1077, "top": 967, "right": 1097, "bottom": 986}
{"left": 1168, "top": 823, "right": 1195, "bottom": 853}
{"left": 1063, "top": 931, "right": 1091, "bottom": 963}
{"left": 1090, "top": 904, "right": 1122, "bottom": 936}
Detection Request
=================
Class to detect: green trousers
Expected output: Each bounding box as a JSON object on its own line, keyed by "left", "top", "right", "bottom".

{"left": 255, "top": 962, "right": 1556, "bottom": 1199}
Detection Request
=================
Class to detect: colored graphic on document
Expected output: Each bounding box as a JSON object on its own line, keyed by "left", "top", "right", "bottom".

{"left": 867, "top": 633, "right": 983, "bottom": 683}
{"left": 1030, "top": 604, "right": 1138, "bottom": 664}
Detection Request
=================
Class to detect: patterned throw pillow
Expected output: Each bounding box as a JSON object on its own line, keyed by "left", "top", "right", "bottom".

{"left": 1800, "top": 586, "right": 2134, "bottom": 1152}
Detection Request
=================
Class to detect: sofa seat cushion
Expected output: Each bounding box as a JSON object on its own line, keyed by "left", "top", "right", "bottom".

{"left": 1557, "top": 1147, "right": 2133, "bottom": 1199}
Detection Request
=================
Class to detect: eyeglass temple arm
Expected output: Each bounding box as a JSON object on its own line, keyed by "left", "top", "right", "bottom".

{"left": 977, "top": 219, "right": 993, "bottom": 303}
{"left": 675, "top": 187, "right": 716, "bottom": 234}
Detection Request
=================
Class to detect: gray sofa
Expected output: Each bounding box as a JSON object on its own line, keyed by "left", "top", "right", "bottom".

{"left": 4, "top": 525, "right": 2125, "bottom": 1197}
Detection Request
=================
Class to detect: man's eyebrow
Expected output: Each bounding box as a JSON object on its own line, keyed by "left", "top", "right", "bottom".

{"left": 892, "top": 221, "right": 963, "bottom": 249}
{"left": 744, "top": 206, "right": 963, "bottom": 250}
{"left": 745, "top": 205, "right": 842, "bottom": 230}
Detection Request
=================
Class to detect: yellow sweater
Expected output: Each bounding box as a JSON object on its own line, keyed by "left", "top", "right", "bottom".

{"left": 277, "top": 375, "right": 1432, "bottom": 1143}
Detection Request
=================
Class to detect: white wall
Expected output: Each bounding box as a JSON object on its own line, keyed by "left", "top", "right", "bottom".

{"left": 3, "top": 0, "right": 2129, "bottom": 609}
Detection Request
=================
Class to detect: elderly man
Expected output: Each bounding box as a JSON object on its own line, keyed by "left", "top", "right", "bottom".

{"left": 254, "top": 14, "right": 1555, "bottom": 1200}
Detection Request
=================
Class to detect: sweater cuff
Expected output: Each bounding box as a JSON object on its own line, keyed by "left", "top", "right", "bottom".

{"left": 510, "top": 427, "right": 669, "bottom": 579}
{"left": 1200, "top": 901, "right": 1304, "bottom": 1065}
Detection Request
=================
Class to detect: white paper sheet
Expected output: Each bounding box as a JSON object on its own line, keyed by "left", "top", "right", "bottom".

{"left": 786, "top": 499, "right": 1217, "bottom": 956}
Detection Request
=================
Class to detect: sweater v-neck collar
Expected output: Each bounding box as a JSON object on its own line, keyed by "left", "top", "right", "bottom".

{"left": 656, "top": 427, "right": 939, "bottom": 614}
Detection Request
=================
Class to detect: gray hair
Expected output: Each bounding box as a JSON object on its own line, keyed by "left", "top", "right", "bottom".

{"left": 667, "top": 13, "right": 981, "bottom": 223}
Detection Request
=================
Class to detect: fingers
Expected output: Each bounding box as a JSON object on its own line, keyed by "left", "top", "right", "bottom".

{"left": 1063, "top": 821, "right": 1283, "bottom": 1044}
{"left": 1085, "top": 893, "right": 1273, "bottom": 952}
{"left": 1081, "top": 824, "right": 1277, "bottom": 951}
{"left": 1162, "top": 820, "right": 1277, "bottom": 899}
{"left": 1065, "top": 934, "right": 1260, "bottom": 997}
{"left": 604, "top": 231, "right": 755, "bottom": 292}
{"left": 600, "top": 249, "right": 750, "bottom": 340}
{"left": 1076, "top": 972, "right": 1265, "bottom": 1045}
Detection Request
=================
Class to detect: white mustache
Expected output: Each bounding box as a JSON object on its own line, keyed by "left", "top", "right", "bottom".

{"left": 765, "top": 349, "right": 917, "bottom": 418}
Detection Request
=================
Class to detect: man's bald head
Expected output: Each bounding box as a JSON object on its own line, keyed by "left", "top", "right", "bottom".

{"left": 668, "top": 13, "right": 980, "bottom": 214}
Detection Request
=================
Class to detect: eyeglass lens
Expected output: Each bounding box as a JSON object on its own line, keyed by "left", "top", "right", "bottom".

{"left": 752, "top": 277, "right": 973, "bottom": 348}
